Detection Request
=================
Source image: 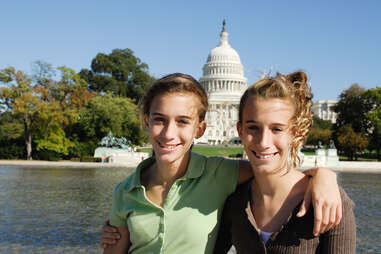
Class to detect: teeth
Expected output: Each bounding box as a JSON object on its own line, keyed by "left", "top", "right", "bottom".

{"left": 253, "top": 151, "right": 276, "bottom": 159}
{"left": 160, "top": 143, "right": 178, "bottom": 149}
{"left": 257, "top": 154, "right": 273, "bottom": 159}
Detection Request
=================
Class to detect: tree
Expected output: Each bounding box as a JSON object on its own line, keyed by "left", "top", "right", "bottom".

{"left": 77, "top": 93, "right": 146, "bottom": 150}
{"left": 80, "top": 48, "right": 155, "bottom": 102}
{"left": 32, "top": 66, "right": 94, "bottom": 157}
{"left": 0, "top": 112, "right": 25, "bottom": 159}
{"left": 333, "top": 84, "right": 371, "bottom": 133}
{"left": 0, "top": 67, "right": 41, "bottom": 159}
{"left": 363, "top": 87, "right": 381, "bottom": 160}
{"left": 306, "top": 115, "right": 332, "bottom": 147}
{"left": 0, "top": 65, "right": 93, "bottom": 160}
{"left": 337, "top": 125, "right": 368, "bottom": 160}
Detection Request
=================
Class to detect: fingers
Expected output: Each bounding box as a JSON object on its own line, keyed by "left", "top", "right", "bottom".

{"left": 100, "top": 220, "right": 120, "bottom": 249}
{"left": 313, "top": 196, "right": 343, "bottom": 235}
{"left": 335, "top": 201, "right": 343, "bottom": 226}
{"left": 313, "top": 198, "right": 323, "bottom": 236}
{"left": 297, "top": 185, "right": 312, "bottom": 217}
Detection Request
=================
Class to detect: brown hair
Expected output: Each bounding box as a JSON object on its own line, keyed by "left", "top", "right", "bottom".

{"left": 239, "top": 71, "right": 313, "bottom": 168}
{"left": 139, "top": 73, "right": 208, "bottom": 123}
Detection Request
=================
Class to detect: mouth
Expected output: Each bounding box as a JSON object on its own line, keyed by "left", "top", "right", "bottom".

{"left": 252, "top": 150, "right": 278, "bottom": 160}
{"left": 158, "top": 142, "right": 180, "bottom": 150}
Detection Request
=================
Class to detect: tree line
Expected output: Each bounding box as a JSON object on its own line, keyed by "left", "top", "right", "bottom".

{"left": 0, "top": 49, "right": 154, "bottom": 161}
{"left": 306, "top": 84, "right": 381, "bottom": 161}
{"left": 1, "top": 48, "right": 380, "bottom": 161}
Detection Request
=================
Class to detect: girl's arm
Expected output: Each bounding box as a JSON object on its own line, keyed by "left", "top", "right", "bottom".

{"left": 318, "top": 189, "right": 356, "bottom": 253}
{"left": 237, "top": 162, "right": 343, "bottom": 235}
{"left": 103, "top": 226, "right": 130, "bottom": 254}
{"left": 298, "top": 168, "right": 342, "bottom": 236}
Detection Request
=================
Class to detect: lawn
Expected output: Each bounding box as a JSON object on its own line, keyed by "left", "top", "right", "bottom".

{"left": 137, "top": 145, "right": 244, "bottom": 158}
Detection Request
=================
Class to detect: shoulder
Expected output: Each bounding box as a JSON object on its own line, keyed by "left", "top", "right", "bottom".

{"left": 224, "top": 180, "right": 251, "bottom": 210}
{"left": 205, "top": 155, "right": 239, "bottom": 171}
{"left": 339, "top": 187, "right": 355, "bottom": 210}
{"left": 113, "top": 171, "right": 139, "bottom": 197}
{"left": 114, "top": 157, "right": 154, "bottom": 195}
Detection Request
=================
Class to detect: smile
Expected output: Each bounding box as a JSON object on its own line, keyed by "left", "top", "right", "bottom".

{"left": 158, "top": 142, "right": 180, "bottom": 150}
{"left": 252, "top": 150, "right": 278, "bottom": 159}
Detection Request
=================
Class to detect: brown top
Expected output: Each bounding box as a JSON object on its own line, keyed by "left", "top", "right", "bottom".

{"left": 213, "top": 180, "right": 356, "bottom": 254}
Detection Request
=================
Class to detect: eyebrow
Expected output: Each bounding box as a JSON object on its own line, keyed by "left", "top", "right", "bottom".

{"left": 151, "top": 112, "right": 194, "bottom": 120}
{"left": 245, "top": 120, "right": 288, "bottom": 126}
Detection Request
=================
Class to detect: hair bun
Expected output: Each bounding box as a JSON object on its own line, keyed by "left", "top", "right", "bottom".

{"left": 286, "top": 71, "right": 308, "bottom": 86}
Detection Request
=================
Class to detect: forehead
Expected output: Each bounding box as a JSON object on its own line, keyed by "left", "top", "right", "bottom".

{"left": 150, "top": 92, "right": 200, "bottom": 117}
{"left": 243, "top": 97, "right": 295, "bottom": 121}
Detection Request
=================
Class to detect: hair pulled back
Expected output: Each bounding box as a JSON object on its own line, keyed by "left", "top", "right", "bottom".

{"left": 139, "top": 73, "right": 208, "bottom": 123}
{"left": 239, "top": 71, "right": 313, "bottom": 168}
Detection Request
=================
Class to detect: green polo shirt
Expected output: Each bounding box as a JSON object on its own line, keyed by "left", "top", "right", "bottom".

{"left": 110, "top": 152, "right": 239, "bottom": 254}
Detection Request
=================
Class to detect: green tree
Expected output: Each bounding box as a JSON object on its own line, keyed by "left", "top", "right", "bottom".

{"left": 0, "top": 67, "right": 41, "bottom": 159}
{"left": 306, "top": 115, "right": 333, "bottom": 147}
{"left": 80, "top": 48, "right": 155, "bottom": 102}
{"left": 32, "top": 66, "right": 94, "bottom": 157}
{"left": 363, "top": 87, "right": 381, "bottom": 160}
{"left": 337, "top": 125, "right": 368, "bottom": 160}
{"left": 0, "top": 112, "right": 25, "bottom": 159}
{"left": 77, "top": 93, "right": 146, "bottom": 151}
{"left": 0, "top": 65, "right": 93, "bottom": 160}
{"left": 333, "top": 84, "right": 371, "bottom": 133}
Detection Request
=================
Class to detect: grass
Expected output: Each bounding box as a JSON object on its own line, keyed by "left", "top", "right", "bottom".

{"left": 137, "top": 145, "right": 244, "bottom": 158}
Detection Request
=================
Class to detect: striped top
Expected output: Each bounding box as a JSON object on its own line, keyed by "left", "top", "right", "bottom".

{"left": 213, "top": 181, "right": 356, "bottom": 253}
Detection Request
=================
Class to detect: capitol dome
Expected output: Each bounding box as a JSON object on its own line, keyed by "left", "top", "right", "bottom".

{"left": 197, "top": 21, "right": 248, "bottom": 145}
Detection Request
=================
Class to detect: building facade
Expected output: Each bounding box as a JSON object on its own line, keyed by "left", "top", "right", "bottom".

{"left": 311, "top": 100, "right": 338, "bottom": 123}
{"left": 197, "top": 21, "right": 247, "bottom": 144}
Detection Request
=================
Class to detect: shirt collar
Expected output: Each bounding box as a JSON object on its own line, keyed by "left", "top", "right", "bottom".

{"left": 125, "top": 152, "right": 207, "bottom": 192}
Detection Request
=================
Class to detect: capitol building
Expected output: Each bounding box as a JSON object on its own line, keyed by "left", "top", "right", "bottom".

{"left": 197, "top": 21, "right": 247, "bottom": 145}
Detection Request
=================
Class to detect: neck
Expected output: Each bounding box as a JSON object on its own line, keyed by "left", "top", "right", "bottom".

{"left": 152, "top": 151, "right": 191, "bottom": 186}
{"left": 251, "top": 168, "right": 307, "bottom": 200}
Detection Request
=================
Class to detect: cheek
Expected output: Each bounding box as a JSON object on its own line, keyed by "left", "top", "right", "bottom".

{"left": 241, "top": 132, "right": 254, "bottom": 146}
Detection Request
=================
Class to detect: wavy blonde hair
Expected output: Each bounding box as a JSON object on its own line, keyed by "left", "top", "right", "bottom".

{"left": 239, "top": 71, "right": 313, "bottom": 168}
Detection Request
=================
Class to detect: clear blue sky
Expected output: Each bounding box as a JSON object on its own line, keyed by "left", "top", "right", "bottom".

{"left": 1, "top": 0, "right": 380, "bottom": 101}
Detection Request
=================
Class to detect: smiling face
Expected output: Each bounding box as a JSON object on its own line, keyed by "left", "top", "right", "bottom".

{"left": 145, "top": 92, "right": 206, "bottom": 167}
{"left": 237, "top": 97, "right": 295, "bottom": 175}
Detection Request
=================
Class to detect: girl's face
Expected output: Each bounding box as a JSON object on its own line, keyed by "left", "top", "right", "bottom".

{"left": 145, "top": 92, "right": 206, "bottom": 166}
{"left": 237, "top": 97, "right": 295, "bottom": 175}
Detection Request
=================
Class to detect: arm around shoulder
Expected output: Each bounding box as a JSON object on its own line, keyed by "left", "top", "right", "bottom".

{"left": 103, "top": 226, "right": 130, "bottom": 254}
{"left": 319, "top": 189, "right": 356, "bottom": 253}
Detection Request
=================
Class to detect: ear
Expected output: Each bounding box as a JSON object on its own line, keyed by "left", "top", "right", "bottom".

{"left": 143, "top": 114, "right": 149, "bottom": 129}
{"left": 236, "top": 121, "right": 243, "bottom": 138}
{"left": 196, "top": 121, "right": 206, "bottom": 139}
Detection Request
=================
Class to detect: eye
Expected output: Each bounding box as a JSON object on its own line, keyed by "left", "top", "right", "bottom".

{"left": 247, "top": 125, "right": 259, "bottom": 131}
{"left": 153, "top": 117, "right": 165, "bottom": 123}
{"left": 178, "top": 119, "right": 190, "bottom": 125}
{"left": 272, "top": 127, "right": 283, "bottom": 133}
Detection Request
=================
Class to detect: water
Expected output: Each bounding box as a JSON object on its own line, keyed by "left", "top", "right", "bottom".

{"left": 0, "top": 166, "right": 379, "bottom": 254}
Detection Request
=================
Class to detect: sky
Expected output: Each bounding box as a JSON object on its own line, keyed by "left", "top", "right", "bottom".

{"left": 1, "top": 0, "right": 380, "bottom": 101}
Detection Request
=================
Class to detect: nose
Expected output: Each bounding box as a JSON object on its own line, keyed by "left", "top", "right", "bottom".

{"left": 257, "top": 129, "right": 271, "bottom": 149}
{"left": 162, "top": 121, "right": 177, "bottom": 140}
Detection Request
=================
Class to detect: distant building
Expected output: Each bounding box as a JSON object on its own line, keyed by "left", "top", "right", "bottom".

{"left": 197, "top": 21, "right": 247, "bottom": 144}
{"left": 311, "top": 100, "right": 338, "bottom": 123}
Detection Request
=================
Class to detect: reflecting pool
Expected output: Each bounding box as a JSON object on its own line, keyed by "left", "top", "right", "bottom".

{"left": 0, "top": 166, "right": 379, "bottom": 253}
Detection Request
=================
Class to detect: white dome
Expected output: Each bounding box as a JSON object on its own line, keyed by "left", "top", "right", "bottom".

{"left": 207, "top": 31, "right": 241, "bottom": 64}
{"left": 196, "top": 21, "right": 248, "bottom": 145}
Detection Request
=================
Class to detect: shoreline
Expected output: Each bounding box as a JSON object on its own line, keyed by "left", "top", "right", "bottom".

{"left": 0, "top": 159, "right": 380, "bottom": 173}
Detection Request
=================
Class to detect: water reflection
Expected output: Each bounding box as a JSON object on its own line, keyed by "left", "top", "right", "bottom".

{"left": 0, "top": 166, "right": 379, "bottom": 253}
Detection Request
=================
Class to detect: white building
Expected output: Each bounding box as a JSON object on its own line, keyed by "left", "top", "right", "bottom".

{"left": 197, "top": 21, "right": 247, "bottom": 144}
{"left": 311, "top": 100, "right": 338, "bottom": 123}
